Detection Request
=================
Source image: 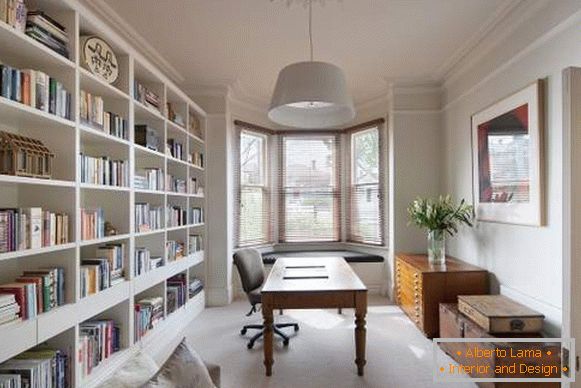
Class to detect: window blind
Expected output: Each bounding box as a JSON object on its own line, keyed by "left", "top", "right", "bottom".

{"left": 279, "top": 134, "right": 341, "bottom": 242}
{"left": 233, "top": 126, "right": 273, "bottom": 247}
{"left": 347, "top": 125, "right": 385, "bottom": 245}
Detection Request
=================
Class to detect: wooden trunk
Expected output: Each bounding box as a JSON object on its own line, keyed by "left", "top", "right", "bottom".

{"left": 439, "top": 303, "right": 559, "bottom": 388}
{"left": 395, "top": 253, "right": 488, "bottom": 337}
{"left": 458, "top": 295, "right": 544, "bottom": 334}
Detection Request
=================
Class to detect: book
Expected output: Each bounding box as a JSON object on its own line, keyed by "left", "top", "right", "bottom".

{"left": 25, "top": 207, "right": 42, "bottom": 249}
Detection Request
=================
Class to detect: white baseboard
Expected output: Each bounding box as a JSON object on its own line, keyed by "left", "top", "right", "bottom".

{"left": 500, "top": 285, "right": 562, "bottom": 336}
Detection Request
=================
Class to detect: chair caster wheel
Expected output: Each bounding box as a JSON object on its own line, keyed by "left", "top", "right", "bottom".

{"left": 240, "top": 328, "right": 247, "bottom": 335}
{"left": 247, "top": 342, "right": 254, "bottom": 349}
{"left": 283, "top": 339, "right": 289, "bottom": 346}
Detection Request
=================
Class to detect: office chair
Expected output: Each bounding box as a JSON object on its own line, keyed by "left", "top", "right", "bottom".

{"left": 233, "top": 248, "right": 299, "bottom": 349}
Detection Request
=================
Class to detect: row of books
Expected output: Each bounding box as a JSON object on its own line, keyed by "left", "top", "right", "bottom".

{"left": 189, "top": 234, "right": 203, "bottom": 253}
{"left": 166, "top": 174, "right": 186, "bottom": 194}
{"left": 80, "top": 244, "right": 124, "bottom": 298}
{"left": 166, "top": 102, "right": 185, "bottom": 127}
{"left": 0, "top": 0, "right": 26, "bottom": 32}
{"left": 189, "top": 151, "right": 204, "bottom": 168}
{"left": 0, "top": 294, "right": 18, "bottom": 327}
{"left": 134, "top": 81, "right": 161, "bottom": 113}
{"left": 135, "top": 203, "right": 163, "bottom": 233}
{"left": 79, "top": 154, "right": 129, "bottom": 187}
{"left": 134, "top": 168, "right": 163, "bottom": 191}
{"left": 134, "top": 247, "right": 163, "bottom": 277}
{"left": 0, "top": 267, "right": 65, "bottom": 322}
{"left": 166, "top": 205, "right": 187, "bottom": 228}
{"left": 78, "top": 320, "right": 120, "bottom": 379}
{"left": 80, "top": 208, "right": 104, "bottom": 241}
{"left": 189, "top": 177, "right": 204, "bottom": 196}
{"left": 190, "top": 207, "right": 204, "bottom": 225}
{"left": 26, "top": 11, "right": 69, "bottom": 58}
{"left": 0, "top": 208, "right": 69, "bottom": 254}
{"left": 134, "top": 296, "right": 163, "bottom": 342}
{"left": 0, "top": 346, "right": 69, "bottom": 388}
{"left": 0, "top": 64, "right": 72, "bottom": 119}
{"left": 80, "top": 90, "right": 128, "bottom": 140}
{"left": 189, "top": 278, "right": 203, "bottom": 299}
{"left": 165, "top": 240, "right": 184, "bottom": 263}
{"left": 166, "top": 139, "right": 184, "bottom": 161}
{"left": 166, "top": 274, "right": 187, "bottom": 315}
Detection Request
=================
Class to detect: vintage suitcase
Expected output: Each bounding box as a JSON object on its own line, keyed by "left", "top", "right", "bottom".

{"left": 458, "top": 295, "right": 544, "bottom": 334}
{"left": 439, "top": 303, "right": 558, "bottom": 388}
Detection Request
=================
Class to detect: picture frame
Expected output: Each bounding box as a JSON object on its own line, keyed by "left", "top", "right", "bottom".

{"left": 471, "top": 79, "right": 545, "bottom": 226}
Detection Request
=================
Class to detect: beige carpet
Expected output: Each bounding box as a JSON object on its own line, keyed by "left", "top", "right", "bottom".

{"left": 184, "top": 296, "right": 476, "bottom": 388}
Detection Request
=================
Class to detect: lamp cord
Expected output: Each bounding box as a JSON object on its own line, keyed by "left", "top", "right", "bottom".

{"left": 309, "top": 0, "right": 313, "bottom": 61}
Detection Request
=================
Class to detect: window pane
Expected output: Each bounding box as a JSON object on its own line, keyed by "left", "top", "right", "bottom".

{"left": 281, "top": 136, "right": 339, "bottom": 242}
{"left": 240, "top": 131, "right": 265, "bottom": 185}
{"left": 239, "top": 186, "right": 268, "bottom": 246}
{"left": 350, "top": 127, "right": 383, "bottom": 244}
{"left": 350, "top": 184, "right": 381, "bottom": 244}
{"left": 353, "top": 129, "right": 379, "bottom": 184}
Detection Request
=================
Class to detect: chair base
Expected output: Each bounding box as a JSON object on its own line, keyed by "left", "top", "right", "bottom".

{"left": 240, "top": 322, "right": 299, "bottom": 349}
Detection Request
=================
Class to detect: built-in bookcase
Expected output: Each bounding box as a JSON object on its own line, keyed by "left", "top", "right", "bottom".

{"left": 0, "top": 1, "right": 207, "bottom": 387}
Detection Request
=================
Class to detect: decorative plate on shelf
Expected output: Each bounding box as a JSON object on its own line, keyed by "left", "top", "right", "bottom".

{"left": 80, "top": 36, "right": 119, "bottom": 84}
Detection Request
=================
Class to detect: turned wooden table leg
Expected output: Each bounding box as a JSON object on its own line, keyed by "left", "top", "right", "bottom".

{"left": 354, "top": 291, "right": 368, "bottom": 376}
{"left": 262, "top": 296, "right": 274, "bottom": 376}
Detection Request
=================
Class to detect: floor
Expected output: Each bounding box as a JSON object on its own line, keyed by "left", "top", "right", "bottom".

{"left": 184, "top": 295, "right": 477, "bottom": 388}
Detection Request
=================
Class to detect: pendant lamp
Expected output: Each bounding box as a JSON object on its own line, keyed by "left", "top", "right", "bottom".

{"left": 268, "top": 1, "right": 355, "bottom": 128}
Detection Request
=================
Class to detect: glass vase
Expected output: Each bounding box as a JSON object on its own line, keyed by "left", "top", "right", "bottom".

{"left": 427, "top": 229, "right": 446, "bottom": 266}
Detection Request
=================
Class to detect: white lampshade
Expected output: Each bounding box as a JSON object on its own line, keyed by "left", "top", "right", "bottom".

{"left": 268, "top": 61, "right": 356, "bottom": 128}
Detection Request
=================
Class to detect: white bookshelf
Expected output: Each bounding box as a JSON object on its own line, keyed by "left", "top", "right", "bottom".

{"left": 0, "top": 1, "right": 208, "bottom": 387}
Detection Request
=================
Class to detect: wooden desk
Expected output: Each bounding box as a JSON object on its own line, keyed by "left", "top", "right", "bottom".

{"left": 261, "top": 257, "right": 368, "bottom": 376}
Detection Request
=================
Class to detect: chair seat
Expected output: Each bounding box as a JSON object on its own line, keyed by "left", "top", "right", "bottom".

{"left": 248, "top": 287, "right": 262, "bottom": 305}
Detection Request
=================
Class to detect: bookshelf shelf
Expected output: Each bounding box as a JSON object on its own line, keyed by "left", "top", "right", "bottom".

{"left": 134, "top": 144, "right": 165, "bottom": 159}
{"left": 0, "top": 3, "right": 207, "bottom": 386}
{"left": 80, "top": 183, "right": 131, "bottom": 192}
{"left": 79, "top": 67, "right": 130, "bottom": 100}
{"left": 134, "top": 229, "right": 165, "bottom": 238}
{"left": 79, "top": 123, "right": 131, "bottom": 147}
{"left": 134, "top": 100, "right": 165, "bottom": 122}
{"left": 0, "top": 243, "right": 76, "bottom": 263}
{"left": 0, "top": 96, "right": 75, "bottom": 130}
{"left": 0, "top": 174, "right": 75, "bottom": 188}
{"left": 0, "top": 21, "right": 75, "bottom": 71}
{"left": 79, "top": 234, "right": 132, "bottom": 247}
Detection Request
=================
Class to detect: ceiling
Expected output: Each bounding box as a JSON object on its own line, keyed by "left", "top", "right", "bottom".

{"left": 98, "top": 0, "right": 518, "bottom": 107}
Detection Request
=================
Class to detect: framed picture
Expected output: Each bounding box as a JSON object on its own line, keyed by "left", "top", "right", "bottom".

{"left": 471, "top": 80, "right": 545, "bottom": 226}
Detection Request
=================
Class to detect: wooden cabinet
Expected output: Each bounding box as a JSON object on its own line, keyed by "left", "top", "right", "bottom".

{"left": 395, "top": 253, "right": 488, "bottom": 337}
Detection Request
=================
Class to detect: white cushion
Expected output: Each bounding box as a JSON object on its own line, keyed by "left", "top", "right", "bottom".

{"left": 142, "top": 338, "right": 216, "bottom": 388}
{"left": 98, "top": 351, "right": 159, "bottom": 388}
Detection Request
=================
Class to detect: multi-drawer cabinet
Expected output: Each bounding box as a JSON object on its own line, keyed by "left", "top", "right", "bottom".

{"left": 395, "top": 253, "right": 488, "bottom": 338}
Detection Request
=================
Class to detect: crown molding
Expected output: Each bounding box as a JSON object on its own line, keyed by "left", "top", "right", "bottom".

{"left": 80, "top": 0, "right": 185, "bottom": 84}
{"left": 433, "top": 0, "right": 525, "bottom": 81}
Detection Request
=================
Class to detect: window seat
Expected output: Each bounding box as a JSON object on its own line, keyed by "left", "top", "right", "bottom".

{"left": 261, "top": 250, "right": 384, "bottom": 265}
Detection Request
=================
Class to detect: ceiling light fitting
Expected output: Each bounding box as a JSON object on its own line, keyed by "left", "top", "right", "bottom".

{"left": 268, "top": 0, "right": 355, "bottom": 128}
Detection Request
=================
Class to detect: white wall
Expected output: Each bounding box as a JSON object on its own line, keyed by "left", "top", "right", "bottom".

{"left": 441, "top": 0, "right": 581, "bottom": 335}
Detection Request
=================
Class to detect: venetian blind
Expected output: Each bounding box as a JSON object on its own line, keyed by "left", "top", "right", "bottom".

{"left": 347, "top": 125, "right": 385, "bottom": 245}
{"left": 233, "top": 125, "right": 273, "bottom": 247}
{"left": 279, "top": 134, "right": 341, "bottom": 242}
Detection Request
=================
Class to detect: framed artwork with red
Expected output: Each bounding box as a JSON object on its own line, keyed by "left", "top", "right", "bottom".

{"left": 471, "top": 80, "right": 545, "bottom": 226}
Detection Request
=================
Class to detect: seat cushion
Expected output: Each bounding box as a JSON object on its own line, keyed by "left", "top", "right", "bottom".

{"left": 262, "top": 250, "right": 384, "bottom": 264}
{"left": 142, "top": 339, "right": 216, "bottom": 388}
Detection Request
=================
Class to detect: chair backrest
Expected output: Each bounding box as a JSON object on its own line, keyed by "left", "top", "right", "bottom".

{"left": 233, "top": 248, "right": 266, "bottom": 293}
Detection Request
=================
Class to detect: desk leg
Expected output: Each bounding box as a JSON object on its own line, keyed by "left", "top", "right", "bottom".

{"left": 354, "top": 291, "right": 367, "bottom": 376}
{"left": 263, "top": 297, "right": 274, "bottom": 376}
